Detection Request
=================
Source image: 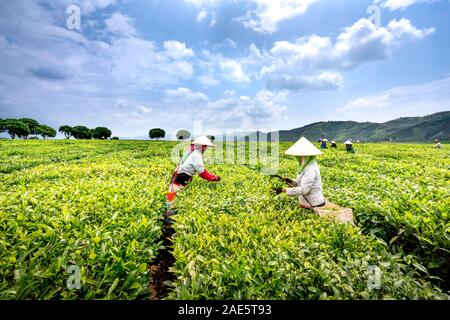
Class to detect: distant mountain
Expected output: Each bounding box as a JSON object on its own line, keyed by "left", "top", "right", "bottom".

{"left": 245, "top": 111, "right": 450, "bottom": 142}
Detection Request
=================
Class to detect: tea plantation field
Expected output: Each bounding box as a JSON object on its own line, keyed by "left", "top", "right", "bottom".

{"left": 0, "top": 140, "right": 448, "bottom": 299}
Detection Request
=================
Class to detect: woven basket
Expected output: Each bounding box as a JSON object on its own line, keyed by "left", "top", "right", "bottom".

{"left": 313, "top": 202, "right": 354, "bottom": 224}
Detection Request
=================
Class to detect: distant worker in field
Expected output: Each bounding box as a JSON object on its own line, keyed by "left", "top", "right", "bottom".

{"left": 330, "top": 141, "right": 337, "bottom": 148}
{"left": 345, "top": 140, "right": 355, "bottom": 153}
{"left": 166, "top": 135, "right": 220, "bottom": 210}
{"left": 320, "top": 139, "right": 328, "bottom": 149}
{"left": 435, "top": 139, "right": 443, "bottom": 149}
{"left": 272, "top": 137, "right": 326, "bottom": 209}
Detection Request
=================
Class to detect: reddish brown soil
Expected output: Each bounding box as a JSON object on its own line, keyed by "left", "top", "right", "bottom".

{"left": 149, "top": 222, "right": 176, "bottom": 300}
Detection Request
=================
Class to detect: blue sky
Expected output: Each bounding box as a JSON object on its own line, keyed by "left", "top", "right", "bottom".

{"left": 0, "top": 0, "right": 449, "bottom": 138}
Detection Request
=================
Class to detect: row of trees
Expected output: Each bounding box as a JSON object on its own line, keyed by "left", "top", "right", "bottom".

{"left": 1, "top": 121, "right": 212, "bottom": 141}
{"left": 148, "top": 128, "right": 215, "bottom": 141}
{"left": 0, "top": 118, "right": 116, "bottom": 140}
{"left": 0, "top": 118, "right": 56, "bottom": 139}
{"left": 59, "top": 125, "right": 113, "bottom": 140}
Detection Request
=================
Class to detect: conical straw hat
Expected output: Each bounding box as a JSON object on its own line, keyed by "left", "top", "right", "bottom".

{"left": 285, "top": 137, "right": 323, "bottom": 156}
{"left": 193, "top": 135, "right": 215, "bottom": 147}
{"left": 344, "top": 140, "right": 352, "bottom": 145}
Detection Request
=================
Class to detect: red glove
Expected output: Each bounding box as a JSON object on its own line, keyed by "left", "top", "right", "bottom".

{"left": 199, "top": 169, "right": 220, "bottom": 181}
{"left": 166, "top": 192, "right": 176, "bottom": 202}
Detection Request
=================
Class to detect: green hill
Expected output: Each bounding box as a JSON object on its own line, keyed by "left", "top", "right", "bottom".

{"left": 247, "top": 111, "right": 450, "bottom": 142}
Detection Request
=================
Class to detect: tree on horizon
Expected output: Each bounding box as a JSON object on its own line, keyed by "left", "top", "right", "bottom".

{"left": 59, "top": 125, "right": 73, "bottom": 139}
{"left": 176, "top": 129, "right": 191, "bottom": 140}
{"left": 149, "top": 128, "right": 165, "bottom": 141}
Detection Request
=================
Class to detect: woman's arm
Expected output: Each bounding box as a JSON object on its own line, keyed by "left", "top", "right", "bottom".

{"left": 191, "top": 153, "right": 220, "bottom": 181}
{"left": 285, "top": 179, "right": 298, "bottom": 187}
{"left": 199, "top": 168, "right": 220, "bottom": 181}
{"left": 285, "top": 169, "right": 315, "bottom": 196}
{"left": 192, "top": 152, "right": 205, "bottom": 174}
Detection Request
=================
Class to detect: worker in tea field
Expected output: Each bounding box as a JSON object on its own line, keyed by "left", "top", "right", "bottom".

{"left": 345, "top": 140, "right": 355, "bottom": 153}
{"left": 330, "top": 141, "right": 337, "bottom": 148}
{"left": 435, "top": 139, "right": 443, "bottom": 149}
{"left": 166, "top": 135, "right": 220, "bottom": 210}
{"left": 320, "top": 138, "right": 328, "bottom": 149}
{"left": 272, "top": 137, "right": 326, "bottom": 209}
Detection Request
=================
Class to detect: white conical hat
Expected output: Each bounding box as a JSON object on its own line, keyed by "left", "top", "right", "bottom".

{"left": 322, "top": 138, "right": 328, "bottom": 142}
{"left": 285, "top": 137, "right": 323, "bottom": 156}
{"left": 344, "top": 140, "right": 352, "bottom": 145}
{"left": 193, "top": 135, "right": 215, "bottom": 147}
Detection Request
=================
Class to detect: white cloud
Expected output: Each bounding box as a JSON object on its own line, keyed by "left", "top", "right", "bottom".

{"left": 237, "top": 0, "right": 319, "bottom": 34}
{"left": 212, "top": 38, "right": 238, "bottom": 50}
{"left": 188, "top": 0, "right": 318, "bottom": 33}
{"left": 375, "top": 0, "right": 417, "bottom": 10}
{"left": 195, "top": 9, "right": 217, "bottom": 26}
{"left": 135, "top": 105, "right": 152, "bottom": 114}
{"left": 159, "top": 86, "right": 288, "bottom": 131}
{"left": 225, "top": 38, "right": 238, "bottom": 48}
{"left": 184, "top": 0, "right": 219, "bottom": 6}
{"left": 107, "top": 38, "right": 194, "bottom": 88}
{"left": 339, "top": 95, "right": 391, "bottom": 113}
{"left": 201, "top": 89, "right": 288, "bottom": 131}
{"left": 197, "top": 75, "right": 220, "bottom": 87}
{"left": 115, "top": 99, "right": 128, "bottom": 108}
{"left": 374, "top": 0, "right": 441, "bottom": 11}
{"left": 268, "top": 18, "right": 434, "bottom": 69}
{"left": 197, "top": 50, "right": 252, "bottom": 84}
{"left": 338, "top": 77, "right": 450, "bottom": 122}
{"left": 196, "top": 10, "right": 209, "bottom": 22}
{"left": 76, "top": 0, "right": 118, "bottom": 13}
{"left": 113, "top": 102, "right": 158, "bottom": 132}
{"left": 262, "top": 18, "right": 434, "bottom": 91}
{"left": 209, "top": 12, "right": 217, "bottom": 26}
{"left": 6, "top": 4, "right": 196, "bottom": 91}
{"left": 163, "top": 40, "right": 195, "bottom": 59}
{"left": 266, "top": 72, "right": 344, "bottom": 91}
{"left": 337, "top": 18, "right": 434, "bottom": 68}
{"left": 248, "top": 43, "right": 263, "bottom": 59}
{"left": 55, "top": 0, "right": 119, "bottom": 14}
{"left": 105, "top": 12, "right": 137, "bottom": 37}
{"left": 0, "top": 36, "right": 9, "bottom": 48}
{"left": 164, "top": 87, "right": 209, "bottom": 104}
{"left": 219, "top": 60, "right": 250, "bottom": 83}
{"left": 386, "top": 18, "right": 435, "bottom": 40}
